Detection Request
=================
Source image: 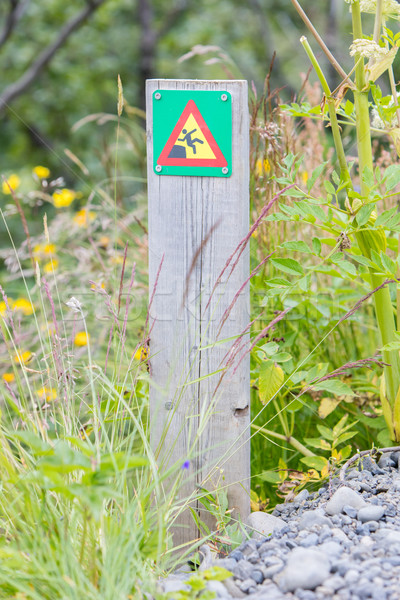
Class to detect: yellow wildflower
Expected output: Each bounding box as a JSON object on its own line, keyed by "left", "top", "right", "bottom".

{"left": 33, "top": 243, "right": 56, "bottom": 258}
{"left": 43, "top": 259, "right": 59, "bottom": 273}
{"left": 73, "top": 208, "right": 96, "bottom": 228}
{"left": 52, "top": 188, "right": 76, "bottom": 208}
{"left": 2, "top": 174, "right": 20, "bottom": 195}
{"left": 2, "top": 373, "right": 15, "bottom": 383}
{"left": 13, "top": 298, "right": 34, "bottom": 315}
{"left": 255, "top": 158, "right": 270, "bottom": 176}
{"left": 74, "top": 331, "right": 89, "bottom": 347}
{"left": 99, "top": 236, "right": 110, "bottom": 248}
{"left": 302, "top": 171, "right": 309, "bottom": 185}
{"left": 36, "top": 387, "right": 57, "bottom": 402}
{"left": 111, "top": 255, "right": 124, "bottom": 265}
{"left": 134, "top": 346, "right": 148, "bottom": 361}
{"left": 33, "top": 166, "right": 50, "bottom": 179}
{"left": 90, "top": 282, "right": 105, "bottom": 290}
{"left": 0, "top": 301, "right": 10, "bottom": 317}
{"left": 14, "top": 350, "right": 32, "bottom": 365}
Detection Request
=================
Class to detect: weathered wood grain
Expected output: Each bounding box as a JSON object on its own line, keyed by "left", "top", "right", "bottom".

{"left": 147, "top": 79, "right": 250, "bottom": 547}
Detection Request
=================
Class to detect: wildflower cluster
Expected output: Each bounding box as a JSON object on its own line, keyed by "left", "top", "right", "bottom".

{"left": 349, "top": 38, "right": 387, "bottom": 59}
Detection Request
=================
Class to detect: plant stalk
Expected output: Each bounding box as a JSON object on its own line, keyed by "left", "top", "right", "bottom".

{"left": 300, "top": 37, "right": 353, "bottom": 192}
{"left": 350, "top": 2, "right": 400, "bottom": 420}
{"left": 251, "top": 423, "right": 316, "bottom": 457}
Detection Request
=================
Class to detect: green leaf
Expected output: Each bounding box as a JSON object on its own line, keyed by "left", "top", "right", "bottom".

{"left": 316, "top": 424, "right": 335, "bottom": 441}
{"left": 259, "top": 342, "right": 279, "bottom": 355}
{"left": 332, "top": 414, "right": 350, "bottom": 437}
{"left": 324, "top": 180, "right": 336, "bottom": 195}
{"left": 362, "top": 166, "right": 375, "bottom": 189}
{"left": 300, "top": 456, "right": 328, "bottom": 471}
{"left": 312, "top": 237, "right": 322, "bottom": 255}
{"left": 203, "top": 567, "right": 232, "bottom": 581}
{"left": 312, "top": 379, "right": 354, "bottom": 396}
{"left": 290, "top": 370, "right": 308, "bottom": 385}
{"left": 384, "top": 164, "right": 400, "bottom": 190}
{"left": 380, "top": 252, "right": 397, "bottom": 275}
{"left": 259, "top": 360, "right": 284, "bottom": 403}
{"left": 271, "top": 258, "right": 304, "bottom": 276}
{"left": 187, "top": 574, "right": 206, "bottom": 592}
{"left": 375, "top": 206, "right": 398, "bottom": 227}
{"left": 334, "top": 260, "right": 357, "bottom": 277}
{"left": 304, "top": 437, "right": 332, "bottom": 451}
{"left": 11, "top": 431, "right": 52, "bottom": 455}
{"left": 265, "top": 212, "right": 293, "bottom": 222}
{"left": 274, "top": 352, "right": 292, "bottom": 363}
{"left": 281, "top": 241, "right": 312, "bottom": 253}
{"left": 266, "top": 277, "right": 291, "bottom": 287}
{"left": 257, "top": 470, "right": 282, "bottom": 483}
{"left": 357, "top": 204, "right": 375, "bottom": 227}
{"left": 380, "top": 341, "right": 400, "bottom": 351}
{"left": 286, "top": 399, "right": 303, "bottom": 412}
{"left": 344, "top": 99, "right": 354, "bottom": 116}
{"left": 332, "top": 170, "right": 340, "bottom": 185}
{"left": 307, "top": 163, "right": 326, "bottom": 192}
{"left": 334, "top": 430, "right": 357, "bottom": 447}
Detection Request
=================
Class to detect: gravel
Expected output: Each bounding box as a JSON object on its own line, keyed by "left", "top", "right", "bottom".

{"left": 158, "top": 456, "right": 400, "bottom": 599}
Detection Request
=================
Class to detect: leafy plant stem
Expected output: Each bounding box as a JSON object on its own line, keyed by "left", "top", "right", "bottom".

{"left": 251, "top": 424, "right": 316, "bottom": 457}
{"left": 300, "top": 36, "right": 352, "bottom": 191}
{"left": 350, "top": 2, "right": 400, "bottom": 425}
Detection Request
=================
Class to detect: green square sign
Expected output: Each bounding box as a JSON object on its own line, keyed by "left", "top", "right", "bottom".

{"left": 152, "top": 90, "right": 232, "bottom": 177}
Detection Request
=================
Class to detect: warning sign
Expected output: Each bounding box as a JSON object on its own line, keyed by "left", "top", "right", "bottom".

{"left": 158, "top": 100, "right": 227, "bottom": 167}
{"left": 152, "top": 89, "right": 232, "bottom": 177}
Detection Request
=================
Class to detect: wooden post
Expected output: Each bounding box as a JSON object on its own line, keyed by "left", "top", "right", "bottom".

{"left": 146, "top": 79, "right": 250, "bottom": 547}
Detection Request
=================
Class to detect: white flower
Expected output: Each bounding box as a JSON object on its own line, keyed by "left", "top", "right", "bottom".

{"left": 65, "top": 296, "right": 82, "bottom": 313}
{"left": 349, "top": 39, "right": 387, "bottom": 59}
{"left": 359, "top": 0, "right": 400, "bottom": 18}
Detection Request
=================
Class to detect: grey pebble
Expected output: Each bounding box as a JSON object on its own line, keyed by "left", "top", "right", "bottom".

{"left": 343, "top": 504, "right": 358, "bottom": 518}
{"left": 274, "top": 547, "right": 331, "bottom": 592}
{"left": 325, "top": 486, "right": 367, "bottom": 516}
{"left": 358, "top": 505, "right": 385, "bottom": 522}
{"left": 299, "top": 509, "right": 332, "bottom": 529}
{"left": 206, "top": 580, "right": 231, "bottom": 598}
{"left": 299, "top": 533, "right": 319, "bottom": 547}
{"left": 318, "top": 540, "right": 342, "bottom": 560}
{"left": 247, "top": 511, "right": 286, "bottom": 540}
{"left": 216, "top": 557, "right": 237, "bottom": 571}
{"left": 238, "top": 577, "right": 257, "bottom": 593}
{"left": 232, "top": 559, "right": 254, "bottom": 580}
{"left": 229, "top": 549, "right": 244, "bottom": 561}
{"left": 250, "top": 569, "right": 264, "bottom": 584}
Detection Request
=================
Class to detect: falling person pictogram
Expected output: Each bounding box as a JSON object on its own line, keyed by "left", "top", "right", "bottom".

{"left": 178, "top": 128, "right": 204, "bottom": 155}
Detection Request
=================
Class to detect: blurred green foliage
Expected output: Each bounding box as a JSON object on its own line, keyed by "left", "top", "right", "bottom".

{"left": 0, "top": 0, "right": 356, "bottom": 173}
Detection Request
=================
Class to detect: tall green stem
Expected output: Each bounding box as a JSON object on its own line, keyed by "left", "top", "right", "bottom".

{"left": 300, "top": 37, "right": 352, "bottom": 192}
{"left": 351, "top": 2, "right": 400, "bottom": 419}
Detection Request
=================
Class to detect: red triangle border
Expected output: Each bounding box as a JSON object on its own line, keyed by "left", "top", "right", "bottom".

{"left": 157, "top": 100, "right": 227, "bottom": 167}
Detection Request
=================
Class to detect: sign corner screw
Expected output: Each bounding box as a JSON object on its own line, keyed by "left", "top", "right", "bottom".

{"left": 222, "top": 167, "right": 228, "bottom": 174}
{"left": 156, "top": 165, "right": 162, "bottom": 173}
{"left": 155, "top": 92, "right": 162, "bottom": 100}
{"left": 221, "top": 93, "right": 228, "bottom": 102}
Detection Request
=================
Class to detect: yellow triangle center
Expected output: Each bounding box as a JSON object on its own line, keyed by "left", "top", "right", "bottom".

{"left": 174, "top": 114, "right": 216, "bottom": 159}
